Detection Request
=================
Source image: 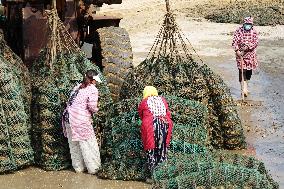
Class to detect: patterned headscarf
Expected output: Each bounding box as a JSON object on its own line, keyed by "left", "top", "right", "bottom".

{"left": 244, "top": 17, "right": 253, "bottom": 24}
{"left": 143, "top": 86, "right": 158, "bottom": 99}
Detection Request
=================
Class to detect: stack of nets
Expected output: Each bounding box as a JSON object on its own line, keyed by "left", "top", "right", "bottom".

{"left": 120, "top": 3, "right": 245, "bottom": 150}
{"left": 153, "top": 151, "right": 279, "bottom": 189}
{"left": 30, "top": 9, "right": 112, "bottom": 171}
{"left": 203, "top": 0, "right": 284, "bottom": 26}
{"left": 0, "top": 34, "right": 34, "bottom": 173}
{"left": 98, "top": 93, "right": 278, "bottom": 187}
{"left": 98, "top": 95, "right": 209, "bottom": 181}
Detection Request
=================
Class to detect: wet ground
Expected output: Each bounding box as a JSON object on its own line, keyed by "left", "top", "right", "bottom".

{"left": 1, "top": 0, "right": 283, "bottom": 188}
{"left": 0, "top": 168, "right": 150, "bottom": 189}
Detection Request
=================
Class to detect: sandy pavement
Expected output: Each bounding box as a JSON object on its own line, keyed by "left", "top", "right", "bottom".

{"left": 0, "top": 0, "right": 283, "bottom": 188}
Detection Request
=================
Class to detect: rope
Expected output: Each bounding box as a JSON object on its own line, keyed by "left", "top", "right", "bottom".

{"left": 44, "top": 8, "right": 82, "bottom": 71}
{"left": 147, "top": 0, "right": 204, "bottom": 65}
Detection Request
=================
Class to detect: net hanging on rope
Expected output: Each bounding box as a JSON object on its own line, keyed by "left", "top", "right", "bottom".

{"left": 31, "top": 9, "right": 112, "bottom": 171}
{"left": 120, "top": 0, "right": 246, "bottom": 150}
{"left": 147, "top": 0, "right": 203, "bottom": 64}
{"left": 44, "top": 9, "right": 82, "bottom": 71}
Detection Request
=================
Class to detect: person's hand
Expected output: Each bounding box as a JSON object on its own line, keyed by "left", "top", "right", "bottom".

{"left": 236, "top": 50, "right": 242, "bottom": 57}
{"left": 241, "top": 44, "right": 249, "bottom": 52}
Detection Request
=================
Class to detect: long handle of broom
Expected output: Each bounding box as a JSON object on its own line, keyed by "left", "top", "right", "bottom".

{"left": 165, "top": 0, "right": 170, "bottom": 13}
{"left": 240, "top": 55, "right": 245, "bottom": 101}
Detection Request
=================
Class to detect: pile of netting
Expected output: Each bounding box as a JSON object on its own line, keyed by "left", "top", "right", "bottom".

{"left": 120, "top": 4, "right": 245, "bottom": 150}
{"left": 153, "top": 151, "right": 279, "bottom": 189}
{"left": 203, "top": 0, "right": 284, "bottom": 26}
{"left": 0, "top": 33, "right": 34, "bottom": 173}
{"left": 30, "top": 9, "right": 112, "bottom": 171}
{"left": 97, "top": 94, "right": 278, "bottom": 188}
{"left": 98, "top": 95, "right": 209, "bottom": 181}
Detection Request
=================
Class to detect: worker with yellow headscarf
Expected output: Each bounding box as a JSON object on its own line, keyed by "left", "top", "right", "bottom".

{"left": 138, "top": 86, "right": 173, "bottom": 180}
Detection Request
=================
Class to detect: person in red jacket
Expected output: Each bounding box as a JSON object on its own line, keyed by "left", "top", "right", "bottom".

{"left": 138, "top": 86, "right": 173, "bottom": 176}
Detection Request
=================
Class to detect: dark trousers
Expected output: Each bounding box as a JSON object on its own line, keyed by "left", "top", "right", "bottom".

{"left": 146, "top": 117, "right": 168, "bottom": 175}
{"left": 239, "top": 69, "right": 252, "bottom": 82}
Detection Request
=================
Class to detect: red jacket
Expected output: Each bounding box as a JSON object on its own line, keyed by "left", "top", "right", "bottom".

{"left": 138, "top": 96, "right": 173, "bottom": 151}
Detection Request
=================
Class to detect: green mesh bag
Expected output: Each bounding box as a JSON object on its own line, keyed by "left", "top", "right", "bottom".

{"left": 98, "top": 111, "right": 148, "bottom": 181}
{"left": 0, "top": 33, "right": 34, "bottom": 173}
{"left": 0, "top": 55, "right": 34, "bottom": 173}
{"left": 153, "top": 151, "right": 279, "bottom": 189}
{"left": 30, "top": 10, "right": 112, "bottom": 171}
{"left": 120, "top": 7, "right": 246, "bottom": 150}
{"left": 199, "top": 64, "right": 245, "bottom": 149}
{"left": 99, "top": 95, "right": 209, "bottom": 181}
{"left": 0, "top": 96, "right": 17, "bottom": 173}
{"left": 154, "top": 164, "right": 276, "bottom": 189}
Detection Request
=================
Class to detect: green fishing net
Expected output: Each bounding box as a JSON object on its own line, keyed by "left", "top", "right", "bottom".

{"left": 120, "top": 6, "right": 246, "bottom": 150}
{"left": 153, "top": 150, "right": 278, "bottom": 188}
{"left": 97, "top": 91, "right": 277, "bottom": 187}
{"left": 154, "top": 164, "right": 276, "bottom": 189}
{"left": 98, "top": 95, "right": 208, "bottom": 181}
{"left": 0, "top": 34, "right": 34, "bottom": 173}
{"left": 30, "top": 9, "right": 112, "bottom": 171}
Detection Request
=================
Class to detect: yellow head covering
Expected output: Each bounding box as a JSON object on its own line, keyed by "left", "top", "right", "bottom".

{"left": 143, "top": 86, "right": 158, "bottom": 99}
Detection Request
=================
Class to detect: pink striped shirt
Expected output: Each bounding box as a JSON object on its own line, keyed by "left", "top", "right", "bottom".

{"left": 63, "top": 84, "right": 99, "bottom": 141}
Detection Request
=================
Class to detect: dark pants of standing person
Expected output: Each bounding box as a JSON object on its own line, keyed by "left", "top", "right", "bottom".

{"left": 146, "top": 117, "right": 169, "bottom": 175}
{"left": 239, "top": 69, "right": 252, "bottom": 82}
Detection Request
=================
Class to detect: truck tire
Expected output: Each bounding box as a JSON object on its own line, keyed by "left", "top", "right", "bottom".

{"left": 96, "top": 26, "right": 133, "bottom": 102}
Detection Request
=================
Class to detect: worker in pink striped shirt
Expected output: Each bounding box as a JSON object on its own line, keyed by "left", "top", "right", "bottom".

{"left": 62, "top": 69, "right": 102, "bottom": 174}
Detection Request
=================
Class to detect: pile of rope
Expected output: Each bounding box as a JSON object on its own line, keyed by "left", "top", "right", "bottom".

{"left": 120, "top": 1, "right": 245, "bottom": 150}
{"left": 30, "top": 9, "right": 112, "bottom": 171}
{"left": 0, "top": 33, "right": 34, "bottom": 173}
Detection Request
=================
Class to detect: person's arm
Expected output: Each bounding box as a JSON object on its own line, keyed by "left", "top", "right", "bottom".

{"left": 232, "top": 29, "right": 241, "bottom": 51}
{"left": 232, "top": 29, "right": 243, "bottom": 57}
{"left": 87, "top": 87, "right": 99, "bottom": 114}
{"left": 248, "top": 30, "right": 259, "bottom": 50}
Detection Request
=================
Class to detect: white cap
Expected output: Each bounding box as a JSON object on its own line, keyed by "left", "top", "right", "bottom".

{"left": 93, "top": 75, "right": 102, "bottom": 83}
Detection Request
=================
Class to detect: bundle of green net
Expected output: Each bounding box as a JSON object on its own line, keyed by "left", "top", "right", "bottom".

{"left": 0, "top": 34, "right": 34, "bottom": 173}
{"left": 30, "top": 9, "right": 112, "bottom": 171}
{"left": 153, "top": 150, "right": 279, "bottom": 189}
{"left": 98, "top": 95, "right": 209, "bottom": 181}
{"left": 98, "top": 94, "right": 278, "bottom": 188}
{"left": 204, "top": 0, "right": 284, "bottom": 26}
{"left": 120, "top": 7, "right": 245, "bottom": 150}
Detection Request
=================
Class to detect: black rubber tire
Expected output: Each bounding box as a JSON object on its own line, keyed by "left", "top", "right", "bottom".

{"left": 96, "top": 26, "right": 133, "bottom": 102}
